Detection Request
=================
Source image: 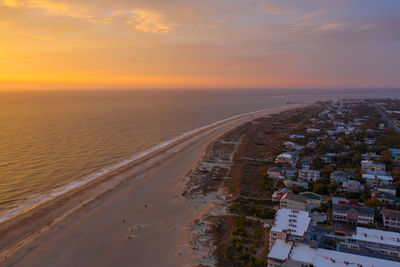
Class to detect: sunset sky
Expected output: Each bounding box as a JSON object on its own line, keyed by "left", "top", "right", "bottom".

{"left": 1, "top": 0, "right": 400, "bottom": 90}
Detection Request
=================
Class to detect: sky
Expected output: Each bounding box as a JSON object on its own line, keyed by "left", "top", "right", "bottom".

{"left": 1, "top": 0, "right": 400, "bottom": 90}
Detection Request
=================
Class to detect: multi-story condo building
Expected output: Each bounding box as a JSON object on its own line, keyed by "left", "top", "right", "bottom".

{"left": 298, "top": 169, "right": 320, "bottom": 182}
{"left": 362, "top": 170, "right": 393, "bottom": 186}
{"left": 340, "top": 227, "right": 400, "bottom": 258}
{"left": 280, "top": 193, "right": 308, "bottom": 211}
{"left": 383, "top": 208, "right": 400, "bottom": 231}
{"left": 342, "top": 180, "right": 364, "bottom": 192}
{"left": 330, "top": 170, "right": 349, "bottom": 184}
{"left": 361, "top": 160, "right": 385, "bottom": 172}
{"left": 332, "top": 204, "right": 374, "bottom": 225}
{"left": 269, "top": 209, "right": 311, "bottom": 248}
{"left": 268, "top": 240, "right": 399, "bottom": 267}
{"left": 377, "top": 185, "right": 397, "bottom": 196}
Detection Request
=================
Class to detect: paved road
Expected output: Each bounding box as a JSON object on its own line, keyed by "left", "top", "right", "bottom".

{"left": 376, "top": 105, "right": 400, "bottom": 133}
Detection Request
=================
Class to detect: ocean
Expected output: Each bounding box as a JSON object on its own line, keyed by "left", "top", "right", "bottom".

{"left": 0, "top": 88, "right": 399, "bottom": 221}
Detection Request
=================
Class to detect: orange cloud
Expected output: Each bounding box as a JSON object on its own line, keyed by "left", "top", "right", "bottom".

{"left": 2, "top": 0, "right": 92, "bottom": 18}
{"left": 300, "top": 9, "right": 327, "bottom": 20}
{"left": 127, "top": 9, "right": 176, "bottom": 33}
{"left": 318, "top": 23, "right": 344, "bottom": 31}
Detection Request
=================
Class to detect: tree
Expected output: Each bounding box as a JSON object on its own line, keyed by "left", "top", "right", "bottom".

{"left": 329, "top": 181, "right": 338, "bottom": 194}
{"left": 312, "top": 157, "right": 326, "bottom": 170}
{"left": 313, "top": 182, "right": 328, "bottom": 195}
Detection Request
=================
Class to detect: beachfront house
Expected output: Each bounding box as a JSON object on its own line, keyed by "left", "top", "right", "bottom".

{"left": 269, "top": 208, "right": 311, "bottom": 248}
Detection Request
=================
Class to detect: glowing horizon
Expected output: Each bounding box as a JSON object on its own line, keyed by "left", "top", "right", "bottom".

{"left": 1, "top": 0, "right": 400, "bottom": 90}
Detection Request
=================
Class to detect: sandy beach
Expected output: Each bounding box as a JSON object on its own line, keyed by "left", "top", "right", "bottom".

{"left": 0, "top": 104, "right": 305, "bottom": 267}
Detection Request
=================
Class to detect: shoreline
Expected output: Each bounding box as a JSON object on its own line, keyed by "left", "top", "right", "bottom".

{"left": 0, "top": 104, "right": 293, "bottom": 225}
{"left": 0, "top": 103, "right": 309, "bottom": 266}
{"left": 182, "top": 103, "right": 325, "bottom": 265}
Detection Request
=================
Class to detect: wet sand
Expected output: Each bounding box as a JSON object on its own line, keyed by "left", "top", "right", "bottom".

{"left": 0, "top": 104, "right": 306, "bottom": 267}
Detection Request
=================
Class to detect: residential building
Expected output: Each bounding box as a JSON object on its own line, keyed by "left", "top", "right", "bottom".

{"left": 283, "top": 141, "right": 296, "bottom": 150}
{"left": 289, "top": 134, "right": 305, "bottom": 139}
{"left": 306, "top": 141, "right": 316, "bottom": 149}
{"left": 361, "top": 160, "right": 385, "bottom": 172}
{"left": 268, "top": 167, "right": 282, "bottom": 179}
{"left": 373, "top": 191, "right": 400, "bottom": 204}
{"left": 330, "top": 170, "right": 349, "bottom": 184}
{"left": 300, "top": 157, "right": 312, "bottom": 169}
{"left": 383, "top": 208, "right": 400, "bottom": 231}
{"left": 340, "top": 227, "right": 400, "bottom": 259}
{"left": 299, "top": 192, "right": 322, "bottom": 210}
{"left": 306, "top": 128, "right": 320, "bottom": 133}
{"left": 289, "top": 151, "right": 300, "bottom": 162}
{"left": 332, "top": 197, "right": 348, "bottom": 205}
{"left": 342, "top": 180, "right": 364, "bottom": 192}
{"left": 284, "top": 179, "right": 308, "bottom": 188}
{"left": 269, "top": 209, "right": 311, "bottom": 247}
{"left": 268, "top": 240, "right": 399, "bottom": 267}
{"left": 272, "top": 188, "right": 292, "bottom": 202}
{"left": 275, "top": 153, "right": 292, "bottom": 164}
{"left": 389, "top": 148, "right": 400, "bottom": 160}
{"left": 332, "top": 204, "right": 374, "bottom": 225}
{"left": 378, "top": 185, "right": 397, "bottom": 196}
{"left": 364, "top": 138, "right": 376, "bottom": 146}
{"left": 319, "top": 153, "right": 338, "bottom": 164}
{"left": 363, "top": 170, "right": 393, "bottom": 186}
{"left": 281, "top": 167, "right": 297, "bottom": 178}
{"left": 362, "top": 152, "right": 381, "bottom": 160}
{"left": 332, "top": 198, "right": 364, "bottom": 206}
{"left": 298, "top": 169, "right": 320, "bottom": 182}
{"left": 280, "top": 193, "right": 308, "bottom": 211}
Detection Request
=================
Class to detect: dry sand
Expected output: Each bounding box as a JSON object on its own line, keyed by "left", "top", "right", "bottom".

{"left": 0, "top": 104, "right": 306, "bottom": 267}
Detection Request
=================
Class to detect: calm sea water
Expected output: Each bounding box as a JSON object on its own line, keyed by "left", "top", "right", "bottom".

{"left": 0, "top": 89, "right": 399, "bottom": 218}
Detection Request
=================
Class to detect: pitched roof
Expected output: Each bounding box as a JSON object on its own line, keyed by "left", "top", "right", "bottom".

{"left": 282, "top": 193, "right": 307, "bottom": 204}
{"left": 373, "top": 191, "right": 399, "bottom": 202}
{"left": 377, "top": 184, "right": 396, "bottom": 190}
{"left": 300, "top": 192, "right": 321, "bottom": 200}
{"left": 333, "top": 204, "right": 374, "bottom": 215}
{"left": 383, "top": 208, "right": 400, "bottom": 219}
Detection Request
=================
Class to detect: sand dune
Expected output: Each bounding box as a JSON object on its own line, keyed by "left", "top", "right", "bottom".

{"left": 0, "top": 104, "right": 305, "bottom": 267}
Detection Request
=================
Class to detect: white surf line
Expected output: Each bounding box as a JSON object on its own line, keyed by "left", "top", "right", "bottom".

{"left": 0, "top": 104, "right": 302, "bottom": 225}
{"left": 0, "top": 103, "right": 307, "bottom": 261}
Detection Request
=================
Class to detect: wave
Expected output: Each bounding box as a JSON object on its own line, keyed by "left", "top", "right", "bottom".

{"left": 0, "top": 105, "right": 285, "bottom": 224}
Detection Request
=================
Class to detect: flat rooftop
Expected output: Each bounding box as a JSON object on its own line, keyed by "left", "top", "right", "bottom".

{"left": 270, "top": 208, "right": 310, "bottom": 237}
{"left": 269, "top": 241, "right": 400, "bottom": 267}
{"left": 349, "top": 227, "right": 400, "bottom": 247}
{"left": 267, "top": 239, "right": 292, "bottom": 260}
